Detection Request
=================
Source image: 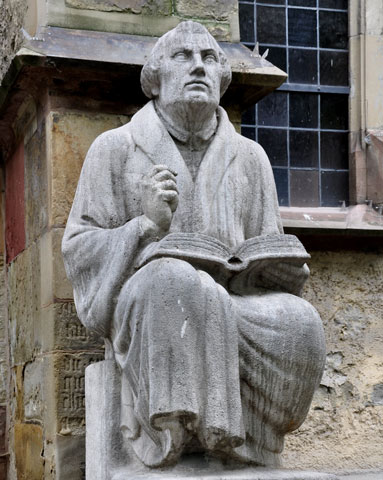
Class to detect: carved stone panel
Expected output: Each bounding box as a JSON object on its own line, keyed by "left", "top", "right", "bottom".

{"left": 65, "top": 0, "right": 171, "bottom": 15}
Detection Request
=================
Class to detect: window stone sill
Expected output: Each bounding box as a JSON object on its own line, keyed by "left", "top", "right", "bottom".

{"left": 280, "top": 205, "right": 383, "bottom": 233}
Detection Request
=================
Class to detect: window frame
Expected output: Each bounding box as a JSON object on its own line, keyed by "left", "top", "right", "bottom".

{"left": 238, "top": 0, "right": 383, "bottom": 231}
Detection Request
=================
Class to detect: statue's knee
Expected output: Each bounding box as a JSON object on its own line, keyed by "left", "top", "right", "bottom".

{"left": 139, "top": 258, "right": 200, "bottom": 294}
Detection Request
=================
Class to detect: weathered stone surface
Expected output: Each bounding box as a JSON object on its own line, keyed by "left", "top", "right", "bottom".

{"left": 40, "top": 228, "right": 74, "bottom": 308}
{"left": 283, "top": 249, "right": 383, "bottom": 471}
{"left": 5, "top": 141, "right": 25, "bottom": 263}
{"left": 0, "top": 256, "right": 7, "bottom": 404}
{"left": 0, "top": 406, "right": 6, "bottom": 454}
{"left": 0, "top": 0, "right": 25, "bottom": 83}
{"left": 41, "top": 302, "right": 103, "bottom": 352}
{"left": 112, "top": 469, "right": 338, "bottom": 479}
{"left": 371, "top": 384, "right": 383, "bottom": 405}
{"left": 49, "top": 111, "right": 130, "bottom": 226}
{"left": 14, "top": 423, "right": 44, "bottom": 480}
{"left": 176, "top": 0, "right": 236, "bottom": 22}
{"left": 65, "top": 0, "right": 171, "bottom": 15}
{"left": 24, "top": 120, "right": 48, "bottom": 247}
{"left": 55, "top": 433, "right": 85, "bottom": 480}
{"left": 23, "top": 358, "right": 49, "bottom": 423}
{"left": 86, "top": 360, "right": 124, "bottom": 479}
{"left": 55, "top": 352, "right": 103, "bottom": 435}
{"left": 63, "top": 21, "right": 325, "bottom": 474}
{"left": 0, "top": 458, "right": 6, "bottom": 480}
{"left": 8, "top": 242, "right": 41, "bottom": 365}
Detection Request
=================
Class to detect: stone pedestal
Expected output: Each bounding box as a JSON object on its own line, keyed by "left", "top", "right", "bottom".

{"left": 112, "top": 471, "right": 338, "bottom": 480}
{"left": 86, "top": 361, "right": 338, "bottom": 480}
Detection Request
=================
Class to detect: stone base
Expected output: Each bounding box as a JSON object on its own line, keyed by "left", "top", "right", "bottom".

{"left": 111, "top": 453, "right": 338, "bottom": 480}
{"left": 86, "top": 361, "right": 339, "bottom": 480}
{"left": 111, "top": 467, "right": 338, "bottom": 480}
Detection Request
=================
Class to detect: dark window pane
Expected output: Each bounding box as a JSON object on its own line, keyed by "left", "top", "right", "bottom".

{"left": 258, "top": 128, "right": 288, "bottom": 166}
{"left": 321, "top": 94, "right": 348, "bottom": 130}
{"left": 319, "top": 11, "right": 348, "bottom": 49}
{"left": 239, "top": 3, "right": 255, "bottom": 43}
{"left": 289, "top": 48, "right": 317, "bottom": 84}
{"left": 290, "top": 170, "right": 319, "bottom": 207}
{"left": 242, "top": 106, "right": 255, "bottom": 125}
{"left": 258, "top": 0, "right": 285, "bottom": 4}
{"left": 320, "top": 51, "right": 348, "bottom": 86}
{"left": 321, "top": 132, "right": 348, "bottom": 169}
{"left": 289, "top": 0, "right": 315, "bottom": 6}
{"left": 288, "top": 9, "right": 317, "bottom": 47}
{"left": 258, "top": 91, "right": 288, "bottom": 127}
{"left": 241, "top": 127, "right": 256, "bottom": 141}
{"left": 319, "top": 0, "right": 347, "bottom": 9}
{"left": 257, "top": 6, "right": 286, "bottom": 45}
{"left": 321, "top": 171, "right": 349, "bottom": 206}
{"left": 261, "top": 46, "right": 286, "bottom": 72}
{"left": 244, "top": 43, "right": 255, "bottom": 51}
{"left": 273, "top": 168, "right": 289, "bottom": 206}
{"left": 290, "top": 130, "right": 318, "bottom": 168}
{"left": 290, "top": 92, "right": 318, "bottom": 128}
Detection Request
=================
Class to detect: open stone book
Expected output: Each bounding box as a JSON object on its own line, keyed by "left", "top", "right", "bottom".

{"left": 137, "top": 233, "right": 310, "bottom": 280}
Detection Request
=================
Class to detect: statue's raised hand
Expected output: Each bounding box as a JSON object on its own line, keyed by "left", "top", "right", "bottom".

{"left": 141, "top": 165, "right": 179, "bottom": 233}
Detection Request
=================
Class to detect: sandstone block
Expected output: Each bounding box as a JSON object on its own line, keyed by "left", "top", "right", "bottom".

{"left": 0, "top": 406, "right": 6, "bottom": 454}
{"left": 176, "top": 0, "right": 236, "bottom": 22}
{"left": 365, "top": 35, "right": 383, "bottom": 129}
{"left": 5, "top": 141, "right": 25, "bottom": 263}
{"left": 23, "top": 358, "right": 45, "bottom": 422}
{"left": 0, "top": 356, "right": 7, "bottom": 404}
{"left": 366, "top": 0, "right": 383, "bottom": 35}
{"left": 40, "top": 228, "right": 74, "bottom": 306}
{"left": 0, "top": 458, "right": 6, "bottom": 480}
{"left": 41, "top": 302, "right": 103, "bottom": 352}
{"left": 65, "top": 0, "right": 171, "bottom": 15}
{"left": 55, "top": 433, "right": 85, "bottom": 480}
{"left": 49, "top": 111, "right": 130, "bottom": 226}
{"left": 24, "top": 121, "right": 48, "bottom": 247}
{"left": 55, "top": 352, "right": 103, "bottom": 435}
{"left": 8, "top": 243, "right": 41, "bottom": 365}
{"left": 14, "top": 423, "right": 44, "bottom": 480}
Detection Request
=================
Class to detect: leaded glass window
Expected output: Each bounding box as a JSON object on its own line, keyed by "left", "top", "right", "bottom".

{"left": 239, "top": 0, "right": 349, "bottom": 207}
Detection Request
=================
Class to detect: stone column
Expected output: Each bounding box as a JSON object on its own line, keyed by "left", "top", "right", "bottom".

{"left": 349, "top": 0, "right": 383, "bottom": 205}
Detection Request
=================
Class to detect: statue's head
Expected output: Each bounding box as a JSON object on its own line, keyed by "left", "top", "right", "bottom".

{"left": 141, "top": 21, "right": 232, "bottom": 110}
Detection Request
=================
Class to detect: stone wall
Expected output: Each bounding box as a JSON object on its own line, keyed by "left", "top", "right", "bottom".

{"left": 0, "top": 0, "right": 25, "bottom": 84}
{"left": 5, "top": 107, "right": 132, "bottom": 479}
{"left": 0, "top": 254, "right": 7, "bottom": 480}
{"left": 284, "top": 247, "right": 383, "bottom": 472}
{"left": 6, "top": 103, "right": 383, "bottom": 477}
{"left": 25, "top": 0, "right": 238, "bottom": 41}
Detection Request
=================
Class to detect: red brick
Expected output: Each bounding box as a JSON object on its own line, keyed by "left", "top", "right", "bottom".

{"left": 0, "top": 457, "right": 7, "bottom": 480}
{"left": 0, "top": 406, "right": 5, "bottom": 454}
{"left": 5, "top": 142, "right": 25, "bottom": 263}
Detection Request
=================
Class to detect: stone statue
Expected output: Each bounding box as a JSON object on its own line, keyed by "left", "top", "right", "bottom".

{"left": 62, "top": 21, "right": 326, "bottom": 470}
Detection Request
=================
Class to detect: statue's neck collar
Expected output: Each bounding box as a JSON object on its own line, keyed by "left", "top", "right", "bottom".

{"left": 154, "top": 102, "right": 218, "bottom": 150}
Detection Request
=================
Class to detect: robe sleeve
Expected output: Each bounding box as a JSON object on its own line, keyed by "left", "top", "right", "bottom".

{"left": 62, "top": 127, "right": 150, "bottom": 338}
{"left": 245, "top": 141, "right": 309, "bottom": 296}
{"left": 244, "top": 140, "right": 284, "bottom": 238}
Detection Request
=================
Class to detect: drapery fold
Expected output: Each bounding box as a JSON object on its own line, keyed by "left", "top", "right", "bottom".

{"left": 62, "top": 101, "right": 325, "bottom": 467}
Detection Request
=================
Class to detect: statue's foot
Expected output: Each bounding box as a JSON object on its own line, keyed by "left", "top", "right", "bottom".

{"left": 199, "top": 427, "right": 244, "bottom": 452}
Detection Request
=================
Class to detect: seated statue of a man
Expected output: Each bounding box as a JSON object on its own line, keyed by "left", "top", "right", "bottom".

{"left": 62, "top": 21, "right": 326, "bottom": 469}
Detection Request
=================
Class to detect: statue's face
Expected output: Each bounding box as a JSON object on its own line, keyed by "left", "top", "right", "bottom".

{"left": 156, "top": 32, "right": 222, "bottom": 110}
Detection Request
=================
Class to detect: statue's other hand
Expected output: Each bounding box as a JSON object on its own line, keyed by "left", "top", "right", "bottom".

{"left": 141, "top": 164, "right": 179, "bottom": 232}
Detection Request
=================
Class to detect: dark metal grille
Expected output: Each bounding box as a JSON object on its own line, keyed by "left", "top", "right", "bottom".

{"left": 239, "top": 0, "right": 349, "bottom": 207}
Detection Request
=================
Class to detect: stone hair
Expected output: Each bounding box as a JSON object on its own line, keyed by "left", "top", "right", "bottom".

{"left": 141, "top": 21, "right": 232, "bottom": 99}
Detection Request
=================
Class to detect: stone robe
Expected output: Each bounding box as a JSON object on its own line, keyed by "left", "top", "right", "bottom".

{"left": 62, "top": 101, "right": 326, "bottom": 468}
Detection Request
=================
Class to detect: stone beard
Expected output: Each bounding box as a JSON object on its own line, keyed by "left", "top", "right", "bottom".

{"left": 62, "top": 21, "right": 326, "bottom": 469}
